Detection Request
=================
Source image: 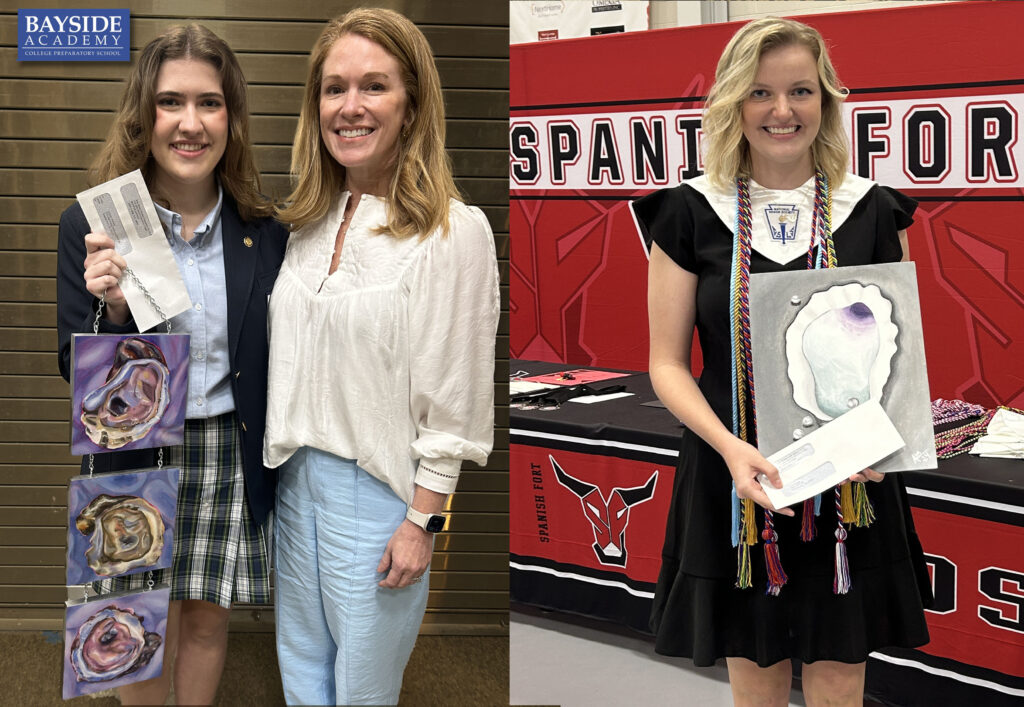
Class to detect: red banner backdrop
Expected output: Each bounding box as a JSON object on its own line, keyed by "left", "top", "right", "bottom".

{"left": 914, "top": 507, "right": 1024, "bottom": 678}
{"left": 510, "top": 1, "right": 1024, "bottom": 408}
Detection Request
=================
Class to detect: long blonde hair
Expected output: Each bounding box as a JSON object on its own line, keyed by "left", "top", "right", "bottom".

{"left": 701, "top": 17, "right": 849, "bottom": 189}
{"left": 88, "top": 24, "right": 272, "bottom": 222}
{"left": 278, "top": 7, "right": 460, "bottom": 237}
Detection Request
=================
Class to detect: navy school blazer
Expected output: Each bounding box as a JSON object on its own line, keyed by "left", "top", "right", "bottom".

{"left": 56, "top": 196, "right": 288, "bottom": 525}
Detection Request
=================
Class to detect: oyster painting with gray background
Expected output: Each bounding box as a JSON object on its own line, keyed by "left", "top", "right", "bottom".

{"left": 62, "top": 586, "right": 169, "bottom": 699}
{"left": 66, "top": 467, "right": 180, "bottom": 584}
{"left": 70, "top": 334, "right": 190, "bottom": 455}
{"left": 749, "top": 262, "right": 937, "bottom": 473}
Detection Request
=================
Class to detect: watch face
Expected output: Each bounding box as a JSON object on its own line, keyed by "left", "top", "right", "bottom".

{"left": 425, "top": 515, "right": 446, "bottom": 533}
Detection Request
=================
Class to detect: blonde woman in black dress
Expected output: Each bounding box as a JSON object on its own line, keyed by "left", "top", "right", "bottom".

{"left": 634, "top": 18, "right": 931, "bottom": 707}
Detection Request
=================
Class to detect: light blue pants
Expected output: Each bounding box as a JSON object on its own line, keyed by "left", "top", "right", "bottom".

{"left": 274, "top": 447, "right": 430, "bottom": 706}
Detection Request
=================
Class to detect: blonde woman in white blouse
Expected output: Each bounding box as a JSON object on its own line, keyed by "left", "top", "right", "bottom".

{"left": 264, "top": 9, "right": 499, "bottom": 706}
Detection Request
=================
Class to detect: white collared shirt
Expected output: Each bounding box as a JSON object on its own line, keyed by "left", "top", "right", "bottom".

{"left": 154, "top": 187, "right": 234, "bottom": 418}
{"left": 263, "top": 194, "right": 500, "bottom": 503}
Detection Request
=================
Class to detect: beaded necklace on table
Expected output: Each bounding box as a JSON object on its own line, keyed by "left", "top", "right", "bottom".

{"left": 930, "top": 399, "right": 1024, "bottom": 459}
{"left": 933, "top": 412, "right": 994, "bottom": 459}
{"left": 931, "top": 398, "right": 992, "bottom": 459}
{"left": 931, "top": 398, "right": 988, "bottom": 426}
{"left": 729, "top": 170, "right": 874, "bottom": 596}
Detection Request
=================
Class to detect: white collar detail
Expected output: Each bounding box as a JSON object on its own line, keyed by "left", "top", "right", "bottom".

{"left": 686, "top": 173, "right": 876, "bottom": 264}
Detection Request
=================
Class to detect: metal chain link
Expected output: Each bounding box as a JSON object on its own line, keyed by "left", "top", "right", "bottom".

{"left": 92, "top": 267, "right": 174, "bottom": 332}
{"left": 122, "top": 266, "right": 173, "bottom": 333}
{"left": 87, "top": 294, "right": 105, "bottom": 477}
{"left": 92, "top": 292, "right": 105, "bottom": 334}
{"left": 146, "top": 570, "right": 154, "bottom": 591}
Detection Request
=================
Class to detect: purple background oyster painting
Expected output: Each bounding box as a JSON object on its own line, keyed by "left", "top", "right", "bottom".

{"left": 70, "top": 334, "right": 189, "bottom": 455}
{"left": 67, "top": 467, "right": 179, "bottom": 585}
{"left": 62, "top": 586, "right": 169, "bottom": 699}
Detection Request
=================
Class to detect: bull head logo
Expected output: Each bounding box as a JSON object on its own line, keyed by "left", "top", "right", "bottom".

{"left": 550, "top": 455, "right": 658, "bottom": 567}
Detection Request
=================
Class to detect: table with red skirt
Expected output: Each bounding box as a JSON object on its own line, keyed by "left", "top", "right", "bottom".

{"left": 510, "top": 360, "right": 1024, "bottom": 706}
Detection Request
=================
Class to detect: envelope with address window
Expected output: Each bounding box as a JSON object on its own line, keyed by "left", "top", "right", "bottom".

{"left": 759, "top": 399, "right": 905, "bottom": 509}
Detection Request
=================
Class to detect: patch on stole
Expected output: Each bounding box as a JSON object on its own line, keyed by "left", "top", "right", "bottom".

{"left": 764, "top": 204, "right": 800, "bottom": 245}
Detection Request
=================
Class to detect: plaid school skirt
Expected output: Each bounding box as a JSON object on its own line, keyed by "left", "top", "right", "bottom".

{"left": 99, "top": 412, "right": 271, "bottom": 608}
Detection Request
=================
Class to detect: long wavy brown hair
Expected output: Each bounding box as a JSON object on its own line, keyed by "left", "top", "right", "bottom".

{"left": 88, "top": 23, "right": 273, "bottom": 222}
{"left": 278, "top": 8, "right": 460, "bottom": 238}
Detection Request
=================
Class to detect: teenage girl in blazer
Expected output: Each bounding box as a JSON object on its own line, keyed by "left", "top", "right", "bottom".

{"left": 56, "top": 24, "right": 287, "bottom": 705}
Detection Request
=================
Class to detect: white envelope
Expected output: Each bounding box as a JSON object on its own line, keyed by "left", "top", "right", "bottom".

{"left": 760, "top": 400, "right": 906, "bottom": 508}
{"left": 77, "top": 171, "right": 191, "bottom": 331}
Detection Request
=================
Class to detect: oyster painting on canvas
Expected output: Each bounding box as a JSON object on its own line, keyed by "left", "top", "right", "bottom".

{"left": 70, "top": 334, "right": 189, "bottom": 455}
{"left": 67, "top": 467, "right": 179, "bottom": 585}
{"left": 76, "top": 494, "right": 165, "bottom": 577}
{"left": 63, "top": 587, "right": 169, "bottom": 699}
{"left": 749, "top": 262, "right": 937, "bottom": 473}
{"left": 81, "top": 337, "right": 170, "bottom": 449}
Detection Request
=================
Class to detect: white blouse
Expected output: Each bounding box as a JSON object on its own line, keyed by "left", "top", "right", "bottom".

{"left": 263, "top": 193, "right": 500, "bottom": 503}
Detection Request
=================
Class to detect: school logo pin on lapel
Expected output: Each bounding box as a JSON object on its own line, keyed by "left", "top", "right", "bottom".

{"left": 243, "top": 236, "right": 253, "bottom": 248}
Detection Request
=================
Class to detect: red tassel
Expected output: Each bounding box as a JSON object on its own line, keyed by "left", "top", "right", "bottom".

{"left": 800, "top": 498, "right": 816, "bottom": 541}
{"left": 762, "top": 511, "right": 787, "bottom": 596}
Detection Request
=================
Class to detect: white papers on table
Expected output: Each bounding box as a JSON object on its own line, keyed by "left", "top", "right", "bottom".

{"left": 970, "top": 408, "right": 1024, "bottom": 458}
{"left": 77, "top": 170, "right": 191, "bottom": 331}
{"left": 568, "top": 392, "right": 635, "bottom": 404}
{"left": 511, "top": 381, "right": 557, "bottom": 396}
{"left": 760, "top": 400, "right": 906, "bottom": 509}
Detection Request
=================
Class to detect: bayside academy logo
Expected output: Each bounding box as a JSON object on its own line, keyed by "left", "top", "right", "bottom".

{"left": 18, "top": 9, "right": 129, "bottom": 62}
{"left": 550, "top": 454, "right": 657, "bottom": 567}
